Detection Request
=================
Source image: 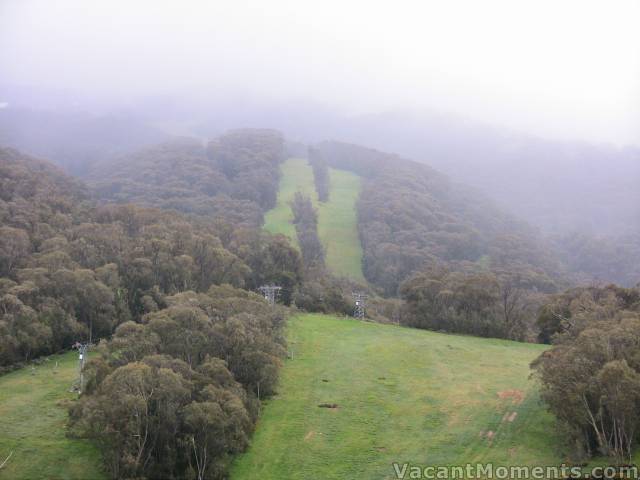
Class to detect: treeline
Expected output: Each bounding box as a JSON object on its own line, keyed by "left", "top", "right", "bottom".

{"left": 0, "top": 146, "right": 302, "bottom": 369}
{"left": 0, "top": 107, "right": 167, "bottom": 175}
{"left": 315, "top": 141, "right": 562, "bottom": 297}
{"left": 70, "top": 286, "right": 286, "bottom": 479}
{"left": 286, "top": 191, "right": 358, "bottom": 314}
{"left": 88, "top": 131, "right": 367, "bottom": 318}
{"left": 0, "top": 144, "right": 306, "bottom": 478}
{"left": 308, "top": 147, "right": 329, "bottom": 202}
{"left": 551, "top": 231, "right": 640, "bottom": 287}
{"left": 315, "top": 140, "right": 640, "bottom": 291}
{"left": 313, "top": 141, "right": 564, "bottom": 339}
{"left": 400, "top": 264, "right": 553, "bottom": 341}
{"left": 532, "top": 284, "right": 640, "bottom": 461}
{"left": 88, "top": 129, "right": 285, "bottom": 226}
{"left": 290, "top": 191, "right": 324, "bottom": 271}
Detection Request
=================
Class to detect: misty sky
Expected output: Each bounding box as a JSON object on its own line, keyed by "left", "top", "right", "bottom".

{"left": 1, "top": 0, "right": 639, "bottom": 146}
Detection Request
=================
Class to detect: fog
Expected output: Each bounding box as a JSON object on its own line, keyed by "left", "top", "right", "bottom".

{"left": 1, "top": 0, "right": 639, "bottom": 238}
{"left": 1, "top": 0, "right": 639, "bottom": 146}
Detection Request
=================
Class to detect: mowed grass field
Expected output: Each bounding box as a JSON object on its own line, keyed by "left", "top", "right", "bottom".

{"left": 0, "top": 352, "right": 105, "bottom": 480}
{"left": 231, "top": 314, "right": 562, "bottom": 479}
{"left": 263, "top": 158, "right": 365, "bottom": 282}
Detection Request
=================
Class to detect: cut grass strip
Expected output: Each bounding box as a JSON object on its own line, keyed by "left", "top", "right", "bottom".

{"left": 264, "top": 158, "right": 365, "bottom": 282}
{"left": 0, "top": 352, "right": 105, "bottom": 480}
{"left": 231, "top": 314, "right": 561, "bottom": 479}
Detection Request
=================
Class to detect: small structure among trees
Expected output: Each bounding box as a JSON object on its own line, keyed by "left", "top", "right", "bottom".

{"left": 258, "top": 285, "right": 282, "bottom": 306}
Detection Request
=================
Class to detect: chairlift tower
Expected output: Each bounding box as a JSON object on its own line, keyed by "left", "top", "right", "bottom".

{"left": 352, "top": 292, "right": 368, "bottom": 319}
{"left": 72, "top": 342, "right": 89, "bottom": 394}
{"left": 259, "top": 285, "right": 282, "bottom": 306}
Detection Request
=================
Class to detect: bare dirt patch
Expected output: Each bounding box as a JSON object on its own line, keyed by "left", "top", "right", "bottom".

{"left": 497, "top": 389, "right": 525, "bottom": 404}
{"left": 501, "top": 411, "right": 519, "bottom": 423}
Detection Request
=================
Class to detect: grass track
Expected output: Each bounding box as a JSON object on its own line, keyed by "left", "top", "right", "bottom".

{"left": 264, "top": 158, "right": 365, "bottom": 282}
{"left": 0, "top": 352, "right": 105, "bottom": 480}
{"left": 231, "top": 314, "right": 562, "bottom": 479}
{"left": 264, "top": 158, "right": 314, "bottom": 242}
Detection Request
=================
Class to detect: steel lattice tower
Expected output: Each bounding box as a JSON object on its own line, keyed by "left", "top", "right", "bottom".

{"left": 352, "top": 292, "right": 368, "bottom": 319}
{"left": 259, "top": 285, "right": 282, "bottom": 306}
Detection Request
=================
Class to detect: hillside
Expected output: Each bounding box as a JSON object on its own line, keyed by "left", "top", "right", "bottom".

{"left": 0, "top": 146, "right": 306, "bottom": 479}
{"left": 315, "top": 141, "right": 564, "bottom": 296}
{"left": 0, "top": 108, "right": 166, "bottom": 175}
{"left": 0, "top": 351, "right": 105, "bottom": 479}
{"left": 84, "top": 131, "right": 567, "bottom": 295}
{"left": 0, "top": 146, "right": 88, "bottom": 229}
{"left": 196, "top": 105, "right": 639, "bottom": 238}
{"left": 87, "top": 129, "right": 286, "bottom": 226}
{"left": 264, "top": 158, "right": 365, "bottom": 281}
{"left": 0, "top": 145, "right": 303, "bottom": 364}
{"left": 231, "top": 314, "right": 560, "bottom": 479}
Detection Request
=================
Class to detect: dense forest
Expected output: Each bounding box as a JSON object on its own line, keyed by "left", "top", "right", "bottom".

{"left": 316, "top": 140, "right": 563, "bottom": 294}
{"left": 87, "top": 129, "right": 286, "bottom": 226}
{"left": 533, "top": 284, "right": 640, "bottom": 461}
{"left": 2, "top": 125, "right": 639, "bottom": 474}
{"left": 0, "top": 141, "right": 305, "bottom": 478}
{"left": 550, "top": 231, "right": 640, "bottom": 287}
{"left": 82, "top": 134, "right": 639, "bottom": 343}
{"left": 193, "top": 107, "right": 640, "bottom": 289}
{"left": 289, "top": 191, "right": 324, "bottom": 271}
{"left": 70, "top": 285, "right": 288, "bottom": 479}
{"left": 3, "top": 2, "right": 639, "bottom": 476}
{"left": 0, "top": 138, "right": 304, "bottom": 363}
{"left": 308, "top": 147, "right": 330, "bottom": 202}
{"left": 310, "top": 141, "right": 562, "bottom": 339}
{"left": 85, "top": 130, "right": 359, "bottom": 318}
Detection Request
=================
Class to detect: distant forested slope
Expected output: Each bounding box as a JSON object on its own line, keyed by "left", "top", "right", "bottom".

{"left": 263, "top": 158, "right": 365, "bottom": 281}
{"left": 195, "top": 106, "right": 640, "bottom": 287}
{"left": 0, "top": 108, "right": 167, "bottom": 175}
{"left": 314, "top": 141, "right": 570, "bottom": 339}
{"left": 316, "top": 141, "right": 562, "bottom": 295}
{"left": 336, "top": 111, "right": 640, "bottom": 237}
{"left": 194, "top": 105, "right": 639, "bottom": 238}
{"left": 87, "top": 129, "right": 285, "bottom": 226}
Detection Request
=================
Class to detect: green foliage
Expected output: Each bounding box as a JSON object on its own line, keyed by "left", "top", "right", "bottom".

{"left": 292, "top": 275, "right": 353, "bottom": 316}
{"left": 263, "top": 158, "right": 365, "bottom": 281}
{"left": 290, "top": 191, "right": 325, "bottom": 270}
{"left": 231, "top": 314, "right": 559, "bottom": 479}
{"left": 552, "top": 231, "right": 640, "bottom": 287}
{"left": 535, "top": 284, "right": 640, "bottom": 343}
{"left": 316, "top": 141, "right": 563, "bottom": 297}
{"left": 532, "top": 285, "right": 640, "bottom": 461}
{"left": 400, "top": 265, "right": 549, "bottom": 340}
{"left": 263, "top": 158, "right": 315, "bottom": 242}
{"left": 88, "top": 129, "right": 286, "bottom": 226}
{"left": 0, "top": 147, "right": 302, "bottom": 366}
{"left": 308, "top": 147, "right": 329, "bottom": 202}
{"left": 72, "top": 286, "right": 288, "bottom": 479}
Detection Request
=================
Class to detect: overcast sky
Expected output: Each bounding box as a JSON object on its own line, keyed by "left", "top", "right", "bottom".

{"left": 1, "top": 0, "right": 638, "bottom": 145}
